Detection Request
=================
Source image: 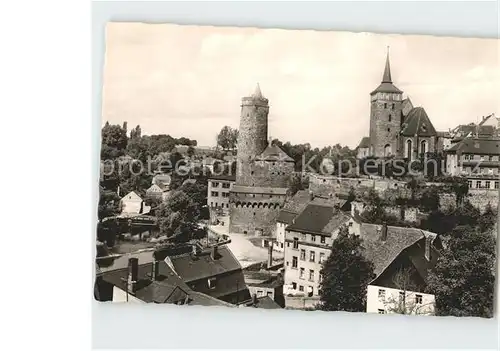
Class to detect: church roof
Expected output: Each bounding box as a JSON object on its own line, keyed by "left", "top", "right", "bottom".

{"left": 357, "top": 137, "right": 370, "bottom": 149}
{"left": 400, "top": 107, "right": 437, "bottom": 137}
{"left": 370, "top": 51, "right": 403, "bottom": 95}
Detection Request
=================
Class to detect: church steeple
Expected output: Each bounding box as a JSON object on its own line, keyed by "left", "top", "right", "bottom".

{"left": 370, "top": 47, "right": 402, "bottom": 95}
{"left": 382, "top": 47, "right": 392, "bottom": 83}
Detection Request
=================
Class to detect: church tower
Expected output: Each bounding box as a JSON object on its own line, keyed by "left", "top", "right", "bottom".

{"left": 369, "top": 49, "right": 404, "bottom": 158}
{"left": 235, "top": 83, "right": 269, "bottom": 185}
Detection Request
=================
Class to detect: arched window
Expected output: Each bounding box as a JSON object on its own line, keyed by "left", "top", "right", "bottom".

{"left": 406, "top": 139, "right": 412, "bottom": 161}
{"left": 384, "top": 144, "right": 391, "bottom": 157}
{"left": 420, "top": 140, "right": 427, "bottom": 157}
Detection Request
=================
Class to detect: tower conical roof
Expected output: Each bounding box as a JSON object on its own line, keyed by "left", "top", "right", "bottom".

{"left": 252, "top": 83, "right": 263, "bottom": 99}
{"left": 382, "top": 49, "right": 392, "bottom": 83}
{"left": 370, "top": 48, "right": 402, "bottom": 95}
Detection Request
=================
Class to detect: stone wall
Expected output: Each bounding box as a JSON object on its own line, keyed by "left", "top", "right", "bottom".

{"left": 385, "top": 206, "right": 418, "bottom": 223}
{"left": 438, "top": 190, "right": 498, "bottom": 213}
{"left": 309, "top": 174, "right": 408, "bottom": 199}
{"left": 230, "top": 205, "right": 282, "bottom": 235}
{"left": 229, "top": 192, "right": 287, "bottom": 236}
{"left": 369, "top": 96, "right": 403, "bottom": 157}
{"left": 352, "top": 200, "right": 418, "bottom": 223}
{"left": 439, "top": 193, "right": 457, "bottom": 211}
{"left": 468, "top": 189, "right": 498, "bottom": 212}
{"left": 237, "top": 159, "right": 294, "bottom": 188}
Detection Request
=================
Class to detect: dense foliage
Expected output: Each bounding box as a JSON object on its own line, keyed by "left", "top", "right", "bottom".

{"left": 318, "top": 227, "right": 375, "bottom": 312}
{"left": 427, "top": 225, "right": 496, "bottom": 318}
{"left": 216, "top": 126, "right": 238, "bottom": 151}
{"left": 156, "top": 190, "right": 201, "bottom": 243}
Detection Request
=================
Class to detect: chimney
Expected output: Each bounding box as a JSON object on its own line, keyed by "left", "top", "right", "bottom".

{"left": 267, "top": 244, "right": 273, "bottom": 269}
{"left": 211, "top": 245, "right": 218, "bottom": 260}
{"left": 380, "top": 223, "right": 388, "bottom": 241}
{"left": 151, "top": 259, "right": 160, "bottom": 281}
{"left": 127, "top": 257, "right": 139, "bottom": 294}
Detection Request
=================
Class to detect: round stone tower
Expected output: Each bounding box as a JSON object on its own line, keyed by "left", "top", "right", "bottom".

{"left": 235, "top": 83, "right": 269, "bottom": 185}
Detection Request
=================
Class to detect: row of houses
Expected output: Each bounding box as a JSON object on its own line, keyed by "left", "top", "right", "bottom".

{"left": 95, "top": 243, "right": 283, "bottom": 309}
{"left": 273, "top": 190, "right": 441, "bottom": 315}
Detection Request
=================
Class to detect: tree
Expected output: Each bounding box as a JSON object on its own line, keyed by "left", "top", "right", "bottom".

{"left": 360, "top": 189, "right": 386, "bottom": 224}
{"left": 288, "top": 173, "right": 305, "bottom": 196}
{"left": 101, "top": 122, "right": 128, "bottom": 159}
{"left": 98, "top": 188, "right": 122, "bottom": 221}
{"left": 420, "top": 187, "right": 440, "bottom": 212}
{"left": 156, "top": 190, "right": 200, "bottom": 242}
{"left": 179, "top": 181, "right": 208, "bottom": 219}
{"left": 318, "top": 226, "right": 375, "bottom": 312}
{"left": 217, "top": 126, "right": 238, "bottom": 150}
{"left": 427, "top": 226, "right": 496, "bottom": 318}
{"left": 383, "top": 267, "right": 434, "bottom": 315}
{"left": 130, "top": 125, "right": 142, "bottom": 139}
{"left": 478, "top": 203, "right": 497, "bottom": 233}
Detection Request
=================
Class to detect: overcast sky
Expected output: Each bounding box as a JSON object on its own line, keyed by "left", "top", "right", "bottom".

{"left": 101, "top": 23, "right": 499, "bottom": 149}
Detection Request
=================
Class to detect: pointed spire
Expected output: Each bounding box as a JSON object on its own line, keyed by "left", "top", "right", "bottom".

{"left": 253, "top": 83, "right": 263, "bottom": 99}
{"left": 382, "top": 46, "right": 392, "bottom": 83}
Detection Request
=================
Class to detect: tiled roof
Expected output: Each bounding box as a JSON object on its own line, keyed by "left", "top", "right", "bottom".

{"left": 167, "top": 245, "right": 242, "bottom": 282}
{"left": 146, "top": 184, "right": 164, "bottom": 193}
{"left": 359, "top": 224, "right": 428, "bottom": 278}
{"left": 436, "top": 131, "right": 451, "bottom": 138}
{"left": 451, "top": 124, "right": 495, "bottom": 140}
{"left": 121, "top": 191, "right": 142, "bottom": 202}
{"left": 478, "top": 114, "right": 497, "bottom": 126}
{"left": 276, "top": 210, "right": 297, "bottom": 224}
{"left": 231, "top": 185, "right": 288, "bottom": 195}
{"left": 401, "top": 98, "right": 414, "bottom": 117}
{"left": 153, "top": 174, "right": 171, "bottom": 184}
{"left": 371, "top": 82, "right": 403, "bottom": 95}
{"left": 400, "top": 107, "right": 437, "bottom": 137}
{"left": 357, "top": 137, "right": 370, "bottom": 149}
{"left": 282, "top": 190, "right": 311, "bottom": 213}
{"left": 98, "top": 259, "right": 237, "bottom": 307}
{"left": 286, "top": 204, "right": 350, "bottom": 235}
{"left": 208, "top": 174, "right": 236, "bottom": 181}
{"left": 188, "top": 291, "right": 236, "bottom": 307}
{"left": 247, "top": 296, "right": 282, "bottom": 309}
{"left": 256, "top": 143, "right": 294, "bottom": 162}
{"left": 99, "top": 260, "right": 192, "bottom": 304}
{"left": 96, "top": 250, "right": 156, "bottom": 275}
{"left": 447, "top": 138, "right": 500, "bottom": 155}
